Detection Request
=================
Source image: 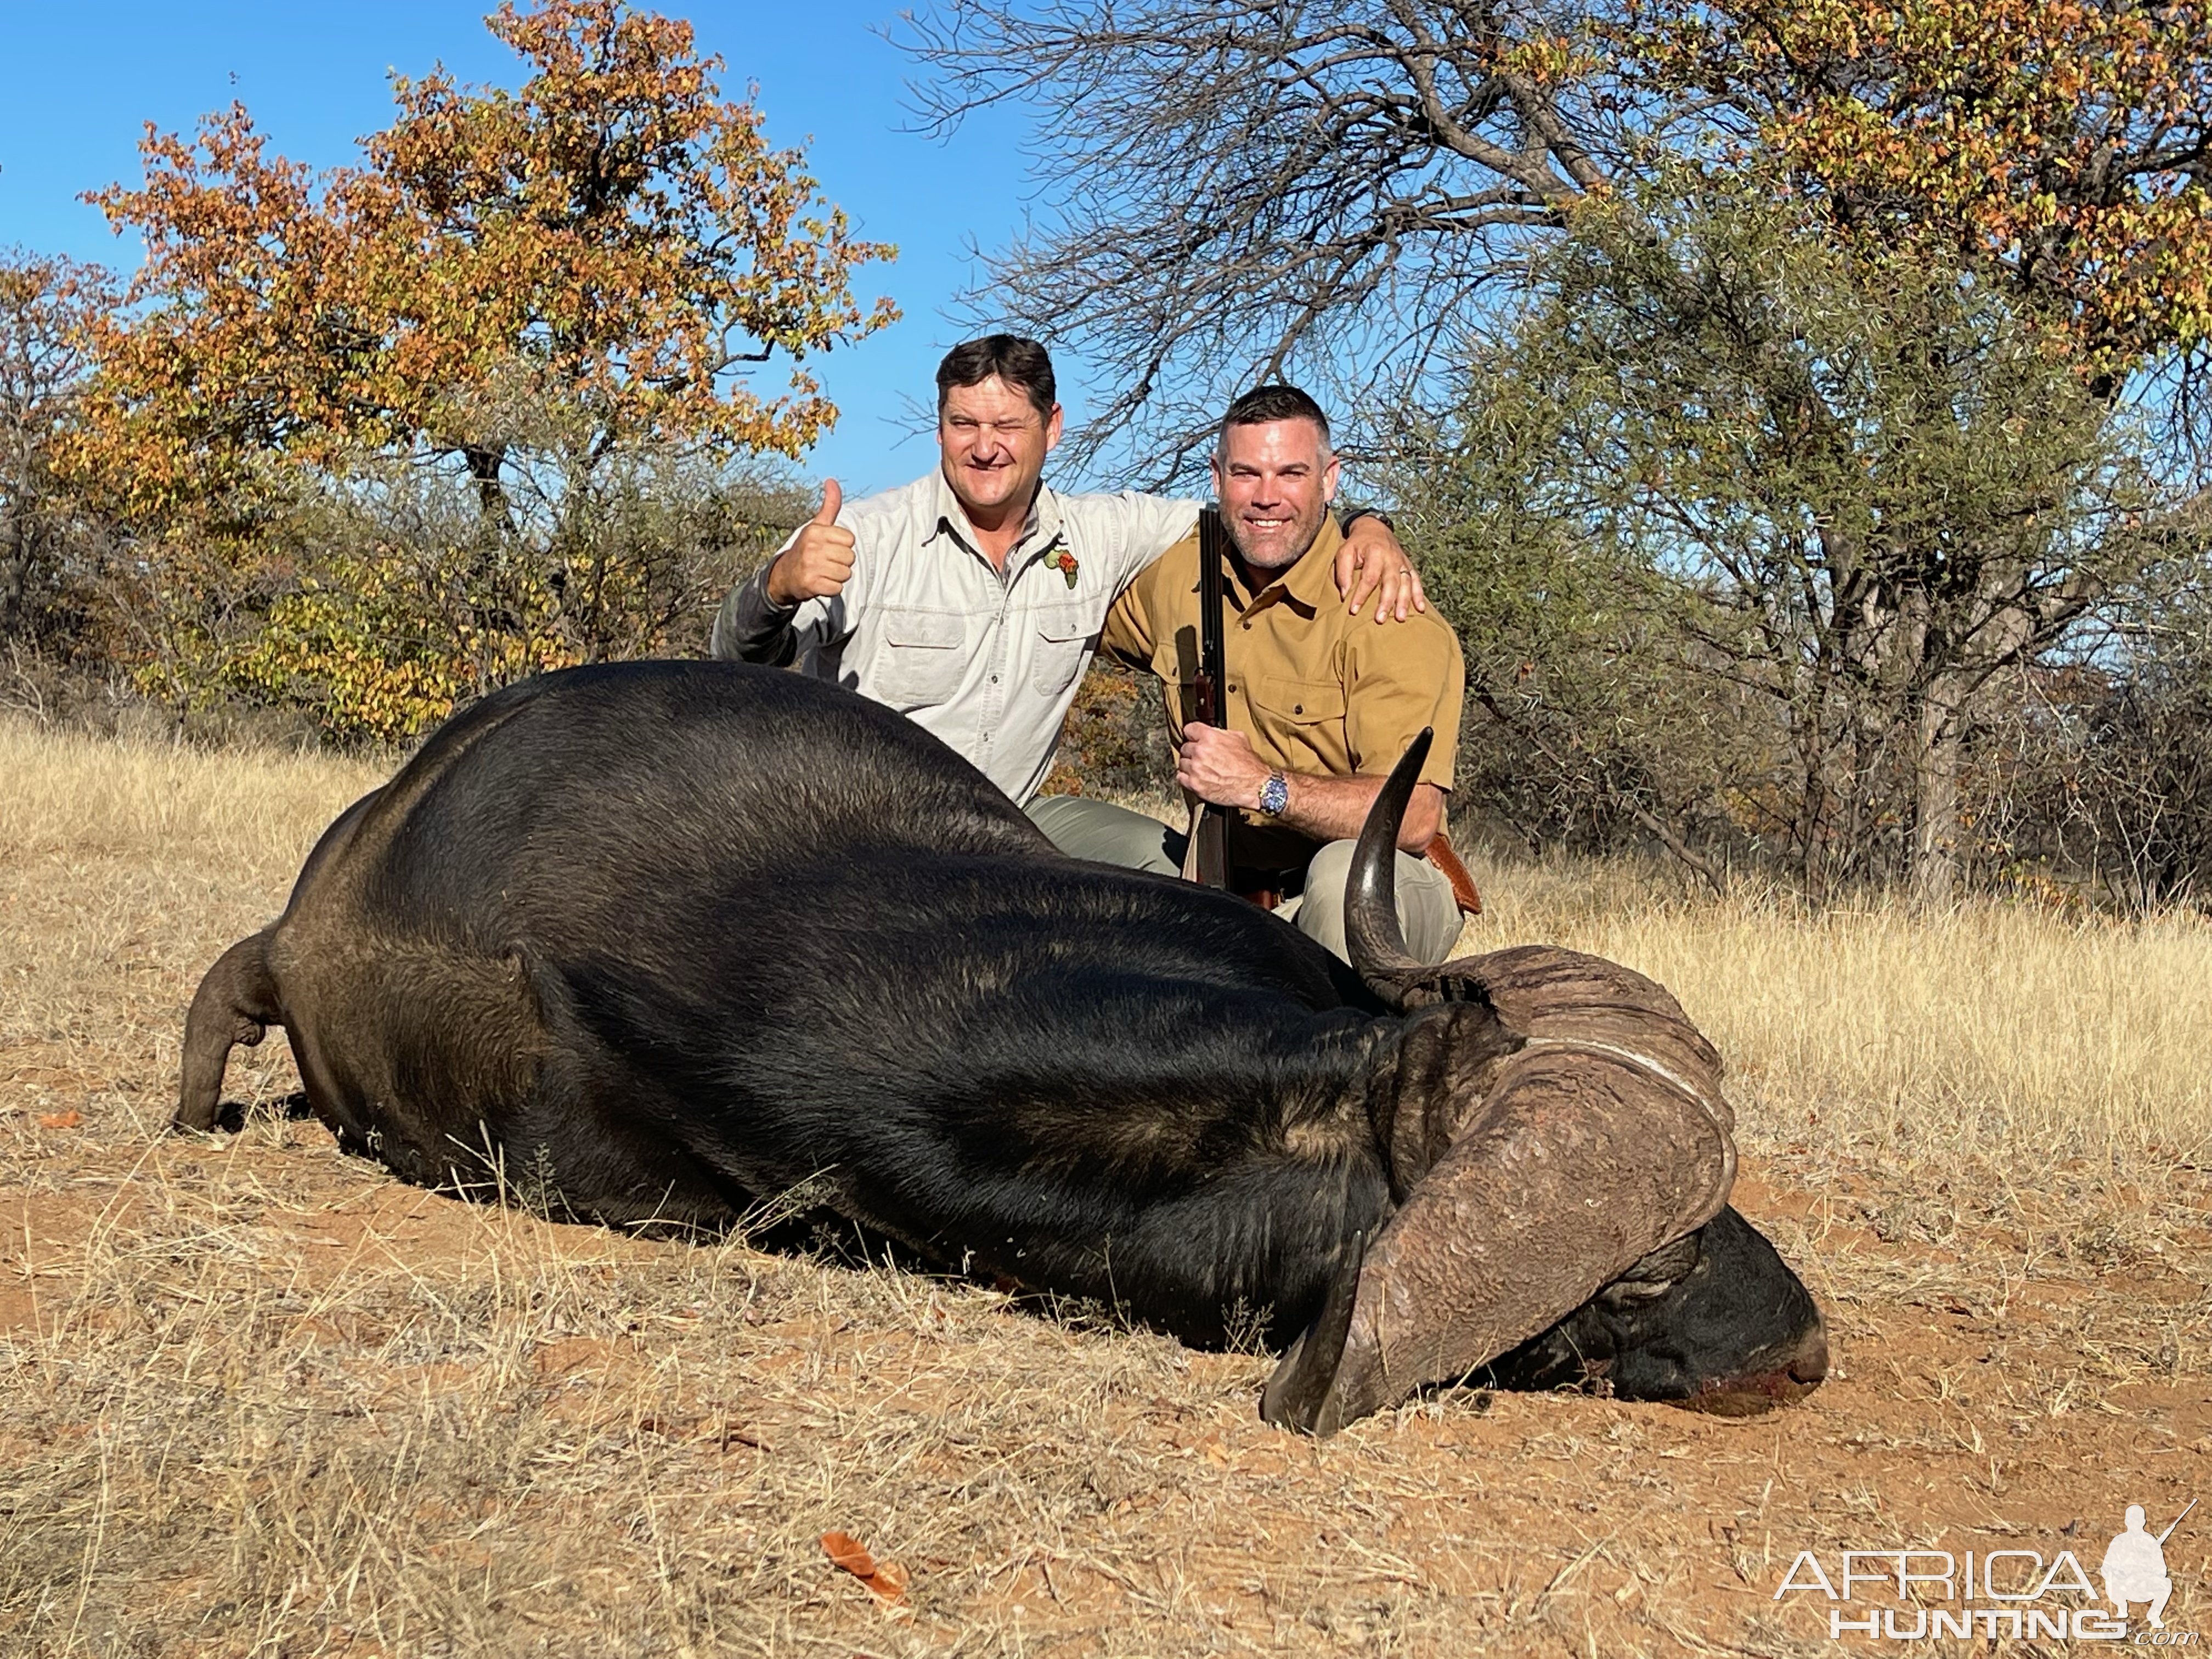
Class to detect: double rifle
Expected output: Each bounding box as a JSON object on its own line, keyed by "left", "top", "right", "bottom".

{"left": 1182, "top": 505, "right": 1231, "bottom": 889}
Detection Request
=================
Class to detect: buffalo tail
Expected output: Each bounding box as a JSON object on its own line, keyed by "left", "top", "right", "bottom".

{"left": 176, "top": 929, "right": 281, "bottom": 1131}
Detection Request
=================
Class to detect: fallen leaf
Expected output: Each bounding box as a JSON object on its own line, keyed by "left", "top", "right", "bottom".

{"left": 821, "top": 1531, "right": 909, "bottom": 1605}
{"left": 821, "top": 1531, "right": 873, "bottom": 1575}
{"left": 36, "top": 1111, "right": 83, "bottom": 1130}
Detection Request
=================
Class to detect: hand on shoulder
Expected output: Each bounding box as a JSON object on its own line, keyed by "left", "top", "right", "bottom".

{"left": 1336, "top": 514, "right": 1429, "bottom": 623}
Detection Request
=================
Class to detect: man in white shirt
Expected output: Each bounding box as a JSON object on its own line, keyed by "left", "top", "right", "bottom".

{"left": 710, "top": 335, "right": 1423, "bottom": 806}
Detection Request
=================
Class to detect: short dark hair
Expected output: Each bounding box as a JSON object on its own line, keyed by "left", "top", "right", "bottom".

{"left": 936, "top": 335, "right": 1057, "bottom": 419}
{"left": 1221, "top": 384, "right": 1332, "bottom": 451}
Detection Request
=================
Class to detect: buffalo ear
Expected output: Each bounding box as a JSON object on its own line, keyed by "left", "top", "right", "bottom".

{"left": 1372, "top": 1001, "right": 1520, "bottom": 1199}
{"left": 1260, "top": 1231, "right": 1367, "bottom": 1436}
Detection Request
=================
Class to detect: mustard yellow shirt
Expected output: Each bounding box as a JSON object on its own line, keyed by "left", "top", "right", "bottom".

{"left": 1101, "top": 514, "right": 1464, "bottom": 868}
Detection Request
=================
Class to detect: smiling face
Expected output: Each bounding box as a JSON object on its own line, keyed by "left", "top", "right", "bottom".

{"left": 1211, "top": 415, "right": 1341, "bottom": 572}
{"left": 938, "top": 375, "right": 1063, "bottom": 524}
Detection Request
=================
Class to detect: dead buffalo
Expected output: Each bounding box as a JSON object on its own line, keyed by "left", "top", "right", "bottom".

{"left": 177, "top": 661, "right": 1827, "bottom": 1432}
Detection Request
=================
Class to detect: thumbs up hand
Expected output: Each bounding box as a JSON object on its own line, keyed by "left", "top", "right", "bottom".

{"left": 765, "top": 479, "right": 857, "bottom": 605}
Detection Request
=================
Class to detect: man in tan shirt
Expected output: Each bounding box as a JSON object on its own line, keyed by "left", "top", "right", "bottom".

{"left": 1029, "top": 385, "right": 1465, "bottom": 964}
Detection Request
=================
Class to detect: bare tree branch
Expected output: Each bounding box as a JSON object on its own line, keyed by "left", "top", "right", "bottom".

{"left": 898, "top": 0, "right": 1639, "bottom": 483}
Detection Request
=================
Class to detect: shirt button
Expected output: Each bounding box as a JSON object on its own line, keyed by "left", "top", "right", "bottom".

{"left": 990, "top": 674, "right": 999, "bottom": 684}
{"left": 1241, "top": 621, "right": 1251, "bottom": 630}
{"left": 1294, "top": 704, "right": 1304, "bottom": 714}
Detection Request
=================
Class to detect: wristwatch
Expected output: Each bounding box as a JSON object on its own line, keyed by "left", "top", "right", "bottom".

{"left": 1257, "top": 771, "right": 1290, "bottom": 817}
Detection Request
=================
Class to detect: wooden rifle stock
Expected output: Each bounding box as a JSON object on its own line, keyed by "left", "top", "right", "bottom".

{"left": 1182, "top": 506, "right": 1231, "bottom": 887}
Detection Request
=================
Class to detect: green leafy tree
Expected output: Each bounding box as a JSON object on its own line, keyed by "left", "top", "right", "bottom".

{"left": 1404, "top": 179, "right": 2157, "bottom": 898}
{"left": 0, "top": 251, "right": 114, "bottom": 649}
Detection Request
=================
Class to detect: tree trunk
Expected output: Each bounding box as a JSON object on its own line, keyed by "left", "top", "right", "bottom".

{"left": 1628, "top": 800, "right": 1725, "bottom": 893}
{"left": 0, "top": 499, "right": 30, "bottom": 641}
{"left": 461, "top": 445, "right": 511, "bottom": 528}
{"left": 1910, "top": 678, "right": 1962, "bottom": 906}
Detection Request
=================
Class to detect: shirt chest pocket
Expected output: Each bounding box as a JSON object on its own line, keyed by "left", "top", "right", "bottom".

{"left": 1247, "top": 675, "right": 1348, "bottom": 766}
{"left": 870, "top": 610, "right": 967, "bottom": 708}
{"left": 1029, "top": 605, "right": 1099, "bottom": 697}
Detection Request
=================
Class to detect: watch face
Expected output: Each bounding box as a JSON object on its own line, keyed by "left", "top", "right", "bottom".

{"left": 1260, "top": 774, "right": 1290, "bottom": 816}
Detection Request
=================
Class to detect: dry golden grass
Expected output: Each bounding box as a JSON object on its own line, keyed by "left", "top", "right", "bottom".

{"left": 1471, "top": 856, "right": 2212, "bottom": 1170}
{"left": 0, "top": 721, "right": 386, "bottom": 1150}
{"left": 3, "top": 716, "right": 2209, "bottom": 1657}
{"left": 0, "top": 717, "right": 386, "bottom": 862}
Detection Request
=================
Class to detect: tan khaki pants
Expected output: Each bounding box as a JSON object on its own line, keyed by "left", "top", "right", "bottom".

{"left": 1025, "top": 795, "right": 1462, "bottom": 966}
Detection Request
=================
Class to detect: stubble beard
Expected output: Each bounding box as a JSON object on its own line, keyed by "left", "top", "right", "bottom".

{"left": 1227, "top": 498, "right": 1329, "bottom": 573}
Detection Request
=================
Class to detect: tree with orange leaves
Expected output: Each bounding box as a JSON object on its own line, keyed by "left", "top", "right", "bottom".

{"left": 70, "top": 0, "right": 893, "bottom": 741}
{"left": 1626, "top": 0, "right": 2212, "bottom": 403}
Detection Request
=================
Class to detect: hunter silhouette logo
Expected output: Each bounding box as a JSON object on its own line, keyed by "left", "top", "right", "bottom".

{"left": 2104, "top": 1501, "right": 2193, "bottom": 1630}
{"left": 1773, "top": 1497, "right": 2198, "bottom": 1641}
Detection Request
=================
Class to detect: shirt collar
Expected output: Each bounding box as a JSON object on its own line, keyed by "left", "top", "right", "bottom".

{"left": 1234, "top": 512, "right": 1344, "bottom": 616}
{"left": 926, "top": 468, "right": 1064, "bottom": 566}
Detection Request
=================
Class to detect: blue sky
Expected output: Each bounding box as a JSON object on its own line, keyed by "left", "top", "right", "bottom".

{"left": 0, "top": 0, "right": 1063, "bottom": 496}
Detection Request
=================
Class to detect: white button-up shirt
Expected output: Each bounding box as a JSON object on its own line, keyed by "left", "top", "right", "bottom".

{"left": 712, "top": 470, "right": 1198, "bottom": 803}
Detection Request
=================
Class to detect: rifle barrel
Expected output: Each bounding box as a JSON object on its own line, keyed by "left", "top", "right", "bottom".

{"left": 1188, "top": 506, "right": 1230, "bottom": 888}
{"left": 1199, "top": 506, "right": 1227, "bottom": 706}
{"left": 2158, "top": 1498, "right": 2196, "bottom": 1543}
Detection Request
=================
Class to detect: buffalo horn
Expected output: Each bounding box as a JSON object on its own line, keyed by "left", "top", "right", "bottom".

{"left": 1259, "top": 1229, "right": 1366, "bottom": 1432}
{"left": 1344, "top": 727, "right": 1433, "bottom": 1001}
